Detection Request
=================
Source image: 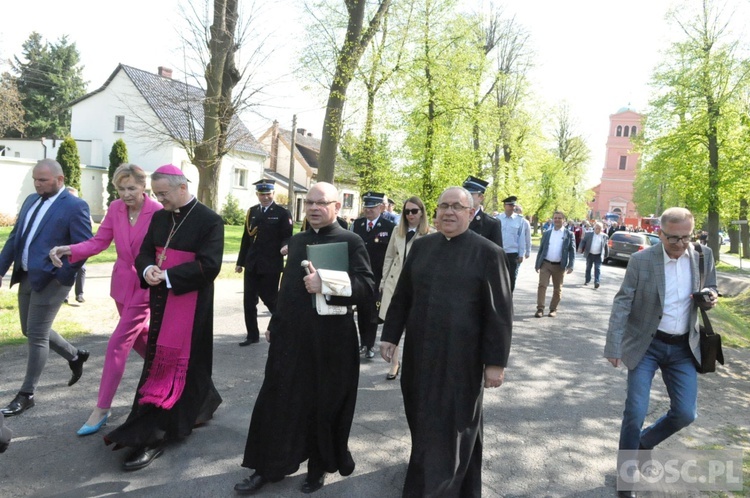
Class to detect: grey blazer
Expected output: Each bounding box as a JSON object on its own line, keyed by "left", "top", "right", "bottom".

{"left": 604, "top": 243, "right": 718, "bottom": 369}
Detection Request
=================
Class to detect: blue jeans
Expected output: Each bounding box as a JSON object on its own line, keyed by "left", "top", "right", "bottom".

{"left": 618, "top": 338, "right": 697, "bottom": 450}
{"left": 585, "top": 253, "right": 602, "bottom": 284}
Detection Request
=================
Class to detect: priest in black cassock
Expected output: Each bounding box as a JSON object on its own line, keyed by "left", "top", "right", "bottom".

{"left": 380, "top": 186, "right": 513, "bottom": 497}
{"left": 234, "top": 182, "right": 375, "bottom": 495}
{"left": 104, "top": 164, "right": 223, "bottom": 471}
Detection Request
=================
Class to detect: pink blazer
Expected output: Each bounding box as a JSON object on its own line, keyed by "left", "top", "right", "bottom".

{"left": 69, "top": 195, "right": 162, "bottom": 309}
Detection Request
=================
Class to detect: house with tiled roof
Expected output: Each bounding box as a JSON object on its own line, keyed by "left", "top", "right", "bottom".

{"left": 69, "top": 64, "right": 268, "bottom": 212}
{"left": 257, "top": 121, "right": 360, "bottom": 221}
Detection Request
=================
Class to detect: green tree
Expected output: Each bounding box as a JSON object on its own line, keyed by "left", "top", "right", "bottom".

{"left": 56, "top": 136, "right": 81, "bottom": 192}
{"left": 107, "top": 139, "right": 129, "bottom": 205}
{"left": 639, "top": 0, "right": 750, "bottom": 258}
{"left": 317, "top": 0, "right": 393, "bottom": 183}
{"left": 220, "top": 193, "right": 245, "bottom": 225}
{"left": 11, "top": 32, "right": 86, "bottom": 138}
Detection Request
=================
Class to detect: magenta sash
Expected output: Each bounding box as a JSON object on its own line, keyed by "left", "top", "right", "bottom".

{"left": 138, "top": 246, "right": 198, "bottom": 409}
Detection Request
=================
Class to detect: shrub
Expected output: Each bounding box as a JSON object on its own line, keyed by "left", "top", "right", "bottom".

{"left": 108, "top": 139, "right": 128, "bottom": 205}
{"left": 221, "top": 193, "right": 245, "bottom": 226}
{"left": 56, "top": 136, "right": 81, "bottom": 192}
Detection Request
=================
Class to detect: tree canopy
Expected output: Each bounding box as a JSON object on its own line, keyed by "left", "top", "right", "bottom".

{"left": 10, "top": 32, "right": 86, "bottom": 138}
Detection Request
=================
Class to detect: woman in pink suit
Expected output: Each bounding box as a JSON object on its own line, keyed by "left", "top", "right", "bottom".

{"left": 50, "top": 164, "right": 161, "bottom": 435}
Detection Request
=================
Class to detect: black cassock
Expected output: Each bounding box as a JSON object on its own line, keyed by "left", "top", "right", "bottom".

{"left": 241, "top": 222, "right": 375, "bottom": 479}
{"left": 382, "top": 229, "right": 513, "bottom": 497}
{"left": 106, "top": 198, "right": 224, "bottom": 448}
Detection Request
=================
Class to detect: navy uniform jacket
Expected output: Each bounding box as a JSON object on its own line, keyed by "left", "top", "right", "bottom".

{"left": 237, "top": 202, "right": 293, "bottom": 275}
{"left": 469, "top": 209, "right": 503, "bottom": 248}
{"left": 352, "top": 215, "right": 396, "bottom": 283}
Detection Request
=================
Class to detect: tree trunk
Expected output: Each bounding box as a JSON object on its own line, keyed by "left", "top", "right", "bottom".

{"left": 193, "top": 0, "right": 240, "bottom": 211}
{"left": 706, "top": 96, "right": 720, "bottom": 260}
{"left": 318, "top": 0, "right": 392, "bottom": 183}
{"left": 740, "top": 198, "right": 749, "bottom": 259}
{"left": 195, "top": 157, "right": 222, "bottom": 210}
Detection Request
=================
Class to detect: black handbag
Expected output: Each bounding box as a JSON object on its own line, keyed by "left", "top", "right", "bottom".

{"left": 694, "top": 244, "right": 725, "bottom": 374}
{"left": 697, "top": 307, "right": 724, "bottom": 373}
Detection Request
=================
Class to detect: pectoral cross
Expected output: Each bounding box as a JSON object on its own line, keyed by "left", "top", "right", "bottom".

{"left": 157, "top": 250, "right": 167, "bottom": 268}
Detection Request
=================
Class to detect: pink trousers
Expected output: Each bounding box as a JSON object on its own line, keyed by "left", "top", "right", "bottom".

{"left": 96, "top": 301, "right": 150, "bottom": 409}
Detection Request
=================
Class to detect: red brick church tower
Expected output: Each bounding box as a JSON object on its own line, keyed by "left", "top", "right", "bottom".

{"left": 588, "top": 106, "right": 644, "bottom": 223}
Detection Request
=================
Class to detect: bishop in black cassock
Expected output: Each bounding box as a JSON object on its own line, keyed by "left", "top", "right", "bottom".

{"left": 105, "top": 165, "right": 223, "bottom": 471}
{"left": 381, "top": 186, "right": 513, "bottom": 497}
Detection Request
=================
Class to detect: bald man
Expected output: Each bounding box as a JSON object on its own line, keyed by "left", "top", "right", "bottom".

{"left": 0, "top": 159, "right": 92, "bottom": 416}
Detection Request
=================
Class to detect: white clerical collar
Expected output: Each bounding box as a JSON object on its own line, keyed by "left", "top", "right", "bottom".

{"left": 174, "top": 196, "right": 196, "bottom": 213}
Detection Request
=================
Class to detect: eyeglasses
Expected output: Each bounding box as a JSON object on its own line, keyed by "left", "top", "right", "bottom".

{"left": 437, "top": 203, "right": 470, "bottom": 212}
{"left": 403, "top": 208, "right": 421, "bottom": 215}
{"left": 154, "top": 188, "right": 177, "bottom": 199}
{"left": 304, "top": 199, "right": 336, "bottom": 208}
{"left": 660, "top": 230, "right": 692, "bottom": 244}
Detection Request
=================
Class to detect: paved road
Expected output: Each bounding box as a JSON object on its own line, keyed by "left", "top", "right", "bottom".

{"left": 0, "top": 252, "right": 747, "bottom": 497}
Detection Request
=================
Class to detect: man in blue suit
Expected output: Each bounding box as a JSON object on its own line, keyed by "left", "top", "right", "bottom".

{"left": 0, "top": 159, "right": 93, "bottom": 416}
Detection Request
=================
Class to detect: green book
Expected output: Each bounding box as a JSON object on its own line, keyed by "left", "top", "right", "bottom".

{"left": 306, "top": 242, "right": 349, "bottom": 271}
{"left": 306, "top": 242, "right": 349, "bottom": 308}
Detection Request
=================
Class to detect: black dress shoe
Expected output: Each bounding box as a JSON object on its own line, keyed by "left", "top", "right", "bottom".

{"left": 617, "top": 491, "right": 637, "bottom": 498}
{"left": 238, "top": 339, "right": 260, "bottom": 347}
{"left": 123, "top": 443, "right": 165, "bottom": 471}
{"left": 300, "top": 473, "right": 325, "bottom": 494}
{"left": 234, "top": 472, "right": 269, "bottom": 495}
{"left": 68, "top": 350, "right": 89, "bottom": 386}
{"left": 1, "top": 393, "right": 34, "bottom": 417}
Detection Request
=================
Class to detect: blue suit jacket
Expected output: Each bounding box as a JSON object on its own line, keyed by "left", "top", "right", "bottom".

{"left": 0, "top": 190, "right": 92, "bottom": 292}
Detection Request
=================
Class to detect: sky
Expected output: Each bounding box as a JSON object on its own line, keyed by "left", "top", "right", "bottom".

{"left": 1, "top": 0, "right": 729, "bottom": 188}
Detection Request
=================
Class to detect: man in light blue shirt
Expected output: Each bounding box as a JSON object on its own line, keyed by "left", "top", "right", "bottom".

{"left": 498, "top": 196, "right": 526, "bottom": 291}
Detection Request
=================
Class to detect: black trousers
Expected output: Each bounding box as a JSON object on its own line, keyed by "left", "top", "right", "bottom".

{"left": 74, "top": 264, "right": 86, "bottom": 297}
{"left": 357, "top": 289, "right": 380, "bottom": 350}
{"left": 243, "top": 271, "right": 280, "bottom": 342}
{"left": 505, "top": 253, "right": 519, "bottom": 292}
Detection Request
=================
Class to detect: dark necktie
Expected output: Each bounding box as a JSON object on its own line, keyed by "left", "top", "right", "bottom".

{"left": 367, "top": 221, "right": 373, "bottom": 232}
{"left": 406, "top": 230, "right": 416, "bottom": 244}
{"left": 20, "top": 195, "right": 48, "bottom": 248}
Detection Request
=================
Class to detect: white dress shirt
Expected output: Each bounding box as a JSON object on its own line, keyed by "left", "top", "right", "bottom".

{"left": 657, "top": 246, "right": 692, "bottom": 335}
{"left": 545, "top": 228, "right": 565, "bottom": 262}
{"left": 22, "top": 188, "right": 64, "bottom": 271}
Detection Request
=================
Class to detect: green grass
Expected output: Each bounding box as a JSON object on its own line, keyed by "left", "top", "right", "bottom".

{"left": 0, "top": 225, "right": 247, "bottom": 264}
{"left": 0, "top": 290, "right": 88, "bottom": 346}
{"left": 711, "top": 290, "right": 750, "bottom": 348}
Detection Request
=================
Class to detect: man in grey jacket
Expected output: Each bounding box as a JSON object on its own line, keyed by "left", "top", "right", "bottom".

{"left": 604, "top": 207, "right": 718, "bottom": 498}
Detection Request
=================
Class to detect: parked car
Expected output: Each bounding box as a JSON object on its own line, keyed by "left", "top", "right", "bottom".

{"left": 645, "top": 233, "right": 660, "bottom": 246}
{"left": 605, "top": 232, "right": 654, "bottom": 265}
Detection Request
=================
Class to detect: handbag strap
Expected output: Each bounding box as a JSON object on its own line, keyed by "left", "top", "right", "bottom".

{"left": 693, "top": 242, "right": 705, "bottom": 289}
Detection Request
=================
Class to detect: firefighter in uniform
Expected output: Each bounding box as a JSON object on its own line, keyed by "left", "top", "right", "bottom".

{"left": 235, "top": 179, "right": 293, "bottom": 346}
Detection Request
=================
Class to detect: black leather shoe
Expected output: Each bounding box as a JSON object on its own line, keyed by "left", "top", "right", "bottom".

{"left": 300, "top": 473, "right": 325, "bottom": 494}
{"left": 617, "top": 491, "right": 637, "bottom": 498}
{"left": 239, "top": 339, "right": 260, "bottom": 347}
{"left": 68, "top": 350, "right": 90, "bottom": 386}
{"left": 1, "top": 394, "right": 34, "bottom": 417}
{"left": 123, "top": 443, "right": 165, "bottom": 471}
{"left": 234, "top": 472, "right": 268, "bottom": 495}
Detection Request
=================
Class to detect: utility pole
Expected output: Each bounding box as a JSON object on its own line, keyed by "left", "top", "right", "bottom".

{"left": 287, "top": 114, "right": 297, "bottom": 221}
